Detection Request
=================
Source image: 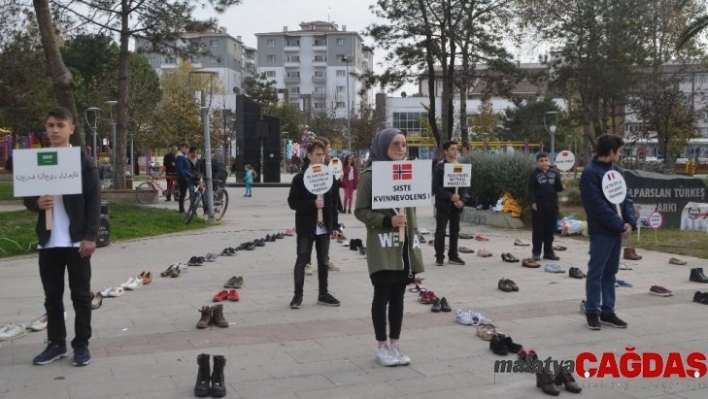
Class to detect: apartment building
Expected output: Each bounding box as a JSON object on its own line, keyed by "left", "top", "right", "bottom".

{"left": 255, "top": 21, "right": 374, "bottom": 119}
{"left": 137, "top": 27, "right": 257, "bottom": 111}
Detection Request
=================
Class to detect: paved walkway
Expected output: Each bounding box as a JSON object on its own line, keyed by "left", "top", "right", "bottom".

{"left": 0, "top": 186, "right": 706, "bottom": 398}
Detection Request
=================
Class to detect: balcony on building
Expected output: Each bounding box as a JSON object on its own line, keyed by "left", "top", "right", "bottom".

{"left": 284, "top": 73, "right": 301, "bottom": 84}
{"left": 312, "top": 39, "right": 327, "bottom": 51}
{"left": 284, "top": 39, "right": 300, "bottom": 52}
{"left": 312, "top": 57, "right": 327, "bottom": 67}
{"left": 312, "top": 91, "right": 327, "bottom": 99}
{"left": 312, "top": 73, "right": 327, "bottom": 83}
{"left": 284, "top": 57, "right": 301, "bottom": 68}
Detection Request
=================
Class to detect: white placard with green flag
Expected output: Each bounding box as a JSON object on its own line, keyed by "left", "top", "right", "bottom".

{"left": 12, "top": 147, "right": 83, "bottom": 197}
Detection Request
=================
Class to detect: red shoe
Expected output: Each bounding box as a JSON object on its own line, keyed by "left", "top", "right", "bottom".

{"left": 227, "top": 289, "right": 240, "bottom": 302}
{"left": 213, "top": 290, "right": 229, "bottom": 302}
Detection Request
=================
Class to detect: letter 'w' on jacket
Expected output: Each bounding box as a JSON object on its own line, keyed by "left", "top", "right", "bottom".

{"left": 579, "top": 156, "right": 637, "bottom": 236}
{"left": 354, "top": 167, "right": 425, "bottom": 276}
{"left": 23, "top": 151, "right": 101, "bottom": 247}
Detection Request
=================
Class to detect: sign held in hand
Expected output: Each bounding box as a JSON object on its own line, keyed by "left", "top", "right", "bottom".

{"left": 303, "top": 163, "right": 333, "bottom": 224}
{"left": 602, "top": 170, "right": 627, "bottom": 205}
{"left": 371, "top": 160, "right": 432, "bottom": 209}
{"left": 555, "top": 151, "right": 576, "bottom": 172}
{"left": 13, "top": 147, "right": 83, "bottom": 230}
{"left": 328, "top": 157, "right": 343, "bottom": 179}
{"left": 443, "top": 163, "right": 471, "bottom": 188}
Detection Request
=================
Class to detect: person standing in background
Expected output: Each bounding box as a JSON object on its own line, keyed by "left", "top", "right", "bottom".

{"left": 163, "top": 146, "right": 178, "bottom": 201}
{"left": 341, "top": 154, "right": 359, "bottom": 214}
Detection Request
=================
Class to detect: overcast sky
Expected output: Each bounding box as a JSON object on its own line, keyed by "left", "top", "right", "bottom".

{"left": 193, "top": 0, "right": 537, "bottom": 94}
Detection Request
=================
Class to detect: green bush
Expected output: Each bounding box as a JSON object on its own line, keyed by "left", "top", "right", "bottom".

{"left": 458, "top": 152, "right": 536, "bottom": 206}
{"left": 563, "top": 187, "right": 583, "bottom": 206}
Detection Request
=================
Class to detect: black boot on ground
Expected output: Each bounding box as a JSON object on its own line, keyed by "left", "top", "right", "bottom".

{"left": 210, "top": 355, "right": 227, "bottom": 398}
{"left": 555, "top": 370, "right": 582, "bottom": 393}
{"left": 536, "top": 370, "right": 561, "bottom": 396}
{"left": 690, "top": 268, "right": 708, "bottom": 283}
{"left": 194, "top": 353, "right": 210, "bottom": 397}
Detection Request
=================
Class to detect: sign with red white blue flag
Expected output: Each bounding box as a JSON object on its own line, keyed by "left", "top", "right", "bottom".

{"left": 602, "top": 170, "right": 628, "bottom": 205}
{"left": 371, "top": 160, "right": 432, "bottom": 209}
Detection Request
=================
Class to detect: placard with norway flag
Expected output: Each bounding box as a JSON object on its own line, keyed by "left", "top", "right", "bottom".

{"left": 371, "top": 160, "right": 432, "bottom": 209}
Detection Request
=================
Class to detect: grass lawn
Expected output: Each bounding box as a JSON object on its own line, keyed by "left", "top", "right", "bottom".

{"left": 0, "top": 201, "right": 207, "bottom": 258}
{"left": 0, "top": 182, "right": 13, "bottom": 201}
{"left": 559, "top": 205, "right": 708, "bottom": 259}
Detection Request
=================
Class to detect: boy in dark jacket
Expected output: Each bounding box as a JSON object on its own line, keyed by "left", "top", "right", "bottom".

{"left": 175, "top": 142, "right": 190, "bottom": 213}
{"left": 287, "top": 140, "right": 340, "bottom": 309}
{"left": 527, "top": 153, "right": 565, "bottom": 261}
{"left": 432, "top": 140, "right": 467, "bottom": 266}
{"left": 579, "top": 134, "right": 636, "bottom": 330}
{"left": 23, "top": 107, "right": 101, "bottom": 367}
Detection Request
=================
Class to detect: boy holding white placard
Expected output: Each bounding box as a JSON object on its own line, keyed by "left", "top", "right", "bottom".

{"left": 579, "top": 134, "right": 636, "bottom": 330}
{"left": 432, "top": 140, "right": 467, "bottom": 266}
{"left": 23, "top": 107, "right": 101, "bottom": 366}
{"left": 287, "top": 140, "right": 340, "bottom": 309}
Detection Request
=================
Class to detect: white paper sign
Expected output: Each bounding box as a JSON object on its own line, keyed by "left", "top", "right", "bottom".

{"left": 648, "top": 211, "right": 663, "bottom": 229}
{"left": 443, "top": 163, "right": 471, "bottom": 188}
{"left": 602, "top": 170, "right": 627, "bottom": 205}
{"left": 328, "top": 157, "right": 343, "bottom": 179}
{"left": 13, "top": 147, "right": 83, "bottom": 197}
{"left": 303, "top": 163, "right": 333, "bottom": 195}
{"left": 371, "top": 160, "right": 432, "bottom": 209}
{"left": 555, "top": 151, "right": 576, "bottom": 172}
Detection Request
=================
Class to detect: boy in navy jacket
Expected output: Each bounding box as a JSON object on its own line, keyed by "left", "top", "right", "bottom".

{"left": 527, "top": 153, "right": 565, "bottom": 261}
{"left": 579, "top": 134, "right": 636, "bottom": 330}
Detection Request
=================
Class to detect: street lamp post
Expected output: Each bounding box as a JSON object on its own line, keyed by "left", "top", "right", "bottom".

{"left": 340, "top": 56, "right": 353, "bottom": 152}
{"left": 106, "top": 100, "right": 118, "bottom": 180}
{"left": 543, "top": 111, "right": 559, "bottom": 162}
{"left": 84, "top": 107, "right": 101, "bottom": 165}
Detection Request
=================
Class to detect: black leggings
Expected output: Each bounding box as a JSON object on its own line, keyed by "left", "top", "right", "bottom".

{"left": 372, "top": 282, "right": 407, "bottom": 342}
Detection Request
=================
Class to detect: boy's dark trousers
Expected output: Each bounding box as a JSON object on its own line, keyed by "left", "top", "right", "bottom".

{"left": 293, "top": 233, "right": 330, "bottom": 297}
{"left": 434, "top": 208, "right": 460, "bottom": 259}
{"left": 531, "top": 206, "right": 558, "bottom": 256}
{"left": 177, "top": 178, "right": 189, "bottom": 213}
{"left": 39, "top": 248, "right": 92, "bottom": 348}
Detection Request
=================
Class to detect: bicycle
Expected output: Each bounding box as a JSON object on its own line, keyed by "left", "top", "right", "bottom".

{"left": 184, "top": 179, "right": 229, "bottom": 224}
{"left": 135, "top": 172, "right": 180, "bottom": 204}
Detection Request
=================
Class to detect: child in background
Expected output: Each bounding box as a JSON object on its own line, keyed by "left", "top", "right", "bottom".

{"left": 244, "top": 164, "right": 256, "bottom": 197}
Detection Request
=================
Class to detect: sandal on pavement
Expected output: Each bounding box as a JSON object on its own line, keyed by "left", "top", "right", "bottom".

{"left": 475, "top": 235, "right": 490, "bottom": 241}
{"left": 459, "top": 246, "right": 474, "bottom": 254}
{"left": 408, "top": 285, "right": 424, "bottom": 293}
{"left": 459, "top": 233, "right": 474, "bottom": 239}
{"left": 505, "top": 253, "right": 519, "bottom": 263}
{"left": 514, "top": 238, "right": 530, "bottom": 247}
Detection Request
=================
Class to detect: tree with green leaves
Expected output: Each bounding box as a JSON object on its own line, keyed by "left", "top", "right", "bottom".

{"left": 264, "top": 102, "right": 304, "bottom": 141}
{"left": 676, "top": 0, "right": 708, "bottom": 50}
{"left": 350, "top": 102, "right": 384, "bottom": 151}
{"left": 43, "top": 0, "right": 242, "bottom": 188}
{"left": 498, "top": 97, "right": 563, "bottom": 145}
{"left": 244, "top": 72, "right": 278, "bottom": 108}
{"left": 469, "top": 100, "right": 499, "bottom": 140}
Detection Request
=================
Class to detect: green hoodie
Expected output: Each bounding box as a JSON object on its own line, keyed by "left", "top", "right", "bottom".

{"left": 354, "top": 168, "right": 425, "bottom": 276}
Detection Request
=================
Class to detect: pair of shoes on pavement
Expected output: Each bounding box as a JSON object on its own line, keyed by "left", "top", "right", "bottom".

{"left": 544, "top": 264, "right": 565, "bottom": 274}
{"left": 161, "top": 263, "right": 187, "bottom": 278}
{"left": 430, "top": 297, "right": 451, "bottom": 312}
{"left": 213, "top": 289, "right": 240, "bottom": 302}
{"left": 196, "top": 304, "right": 229, "bottom": 328}
{"left": 568, "top": 267, "right": 585, "bottom": 279}
{"left": 0, "top": 323, "right": 27, "bottom": 341}
{"left": 490, "top": 333, "right": 523, "bottom": 355}
{"left": 221, "top": 247, "right": 237, "bottom": 256}
{"left": 693, "top": 291, "right": 708, "bottom": 304}
{"left": 376, "top": 343, "right": 411, "bottom": 367}
{"left": 456, "top": 309, "right": 491, "bottom": 326}
{"left": 188, "top": 256, "right": 205, "bottom": 266}
{"left": 289, "top": 293, "right": 340, "bottom": 309}
{"left": 120, "top": 275, "right": 144, "bottom": 290}
{"left": 498, "top": 278, "right": 519, "bottom": 292}
{"left": 501, "top": 253, "right": 519, "bottom": 263}
{"left": 436, "top": 256, "right": 466, "bottom": 266}
{"left": 224, "top": 276, "right": 244, "bottom": 289}
{"left": 586, "top": 312, "right": 627, "bottom": 330}
{"left": 33, "top": 342, "right": 90, "bottom": 366}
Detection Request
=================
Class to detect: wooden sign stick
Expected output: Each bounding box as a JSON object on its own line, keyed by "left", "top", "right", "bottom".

{"left": 399, "top": 208, "right": 406, "bottom": 240}
{"left": 46, "top": 196, "right": 53, "bottom": 230}
{"left": 317, "top": 194, "right": 324, "bottom": 224}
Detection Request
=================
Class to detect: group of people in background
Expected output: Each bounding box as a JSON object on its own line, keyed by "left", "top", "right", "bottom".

{"left": 162, "top": 143, "right": 227, "bottom": 214}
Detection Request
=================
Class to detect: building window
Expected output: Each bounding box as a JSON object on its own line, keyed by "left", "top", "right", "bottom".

{"left": 336, "top": 54, "right": 345, "bottom": 61}
{"left": 286, "top": 39, "right": 300, "bottom": 46}
{"left": 392, "top": 112, "right": 428, "bottom": 133}
{"left": 210, "top": 40, "right": 218, "bottom": 47}
{"left": 314, "top": 71, "right": 325, "bottom": 77}
{"left": 336, "top": 85, "right": 345, "bottom": 93}
{"left": 266, "top": 55, "right": 276, "bottom": 62}
{"left": 336, "top": 38, "right": 345, "bottom": 45}
{"left": 210, "top": 56, "right": 220, "bottom": 63}
{"left": 190, "top": 57, "right": 200, "bottom": 63}
{"left": 287, "top": 71, "right": 300, "bottom": 78}
{"left": 336, "top": 102, "right": 346, "bottom": 109}
{"left": 314, "top": 40, "right": 326, "bottom": 46}
{"left": 164, "top": 57, "right": 176, "bottom": 64}
{"left": 700, "top": 127, "right": 708, "bottom": 138}
{"left": 314, "top": 56, "right": 326, "bottom": 62}
{"left": 267, "top": 39, "right": 276, "bottom": 46}
{"left": 290, "top": 87, "right": 300, "bottom": 94}
{"left": 336, "top": 70, "right": 346, "bottom": 77}
{"left": 314, "top": 102, "right": 325, "bottom": 109}
{"left": 286, "top": 56, "right": 300, "bottom": 62}
{"left": 265, "top": 71, "right": 276, "bottom": 77}
{"left": 314, "top": 87, "right": 326, "bottom": 94}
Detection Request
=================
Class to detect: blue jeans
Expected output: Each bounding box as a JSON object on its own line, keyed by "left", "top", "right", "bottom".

{"left": 585, "top": 233, "right": 622, "bottom": 316}
{"left": 245, "top": 182, "right": 252, "bottom": 196}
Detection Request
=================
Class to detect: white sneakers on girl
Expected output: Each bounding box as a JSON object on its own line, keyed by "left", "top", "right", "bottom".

{"left": 376, "top": 344, "right": 399, "bottom": 367}
{"left": 389, "top": 344, "right": 410, "bottom": 365}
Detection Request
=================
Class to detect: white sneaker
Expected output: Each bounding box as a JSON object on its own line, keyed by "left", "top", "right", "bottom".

{"left": 26, "top": 314, "right": 48, "bottom": 332}
{"left": 124, "top": 276, "right": 144, "bottom": 291}
{"left": 389, "top": 344, "right": 411, "bottom": 365}
{"left": 0, "top": 324, "right": 27, "bottom": 341}
{"left": 376, "top": 344, "right": 400, "bottom": 367}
